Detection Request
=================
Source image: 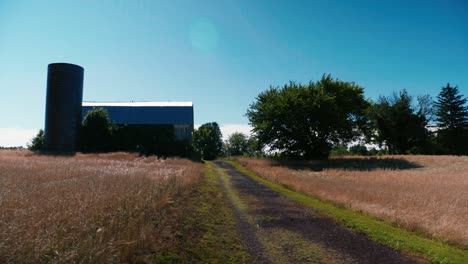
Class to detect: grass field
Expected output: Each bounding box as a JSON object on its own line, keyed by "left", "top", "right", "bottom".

{"left": 0, "top": 150, "right": 203, "bottom": 263}
{"left": 237, "top": 155, "right": 468, "bottom": 248}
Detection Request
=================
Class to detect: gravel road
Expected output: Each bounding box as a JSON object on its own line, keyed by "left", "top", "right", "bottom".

{"left": 213, "top": 160, "right": 425, "bottom": 264}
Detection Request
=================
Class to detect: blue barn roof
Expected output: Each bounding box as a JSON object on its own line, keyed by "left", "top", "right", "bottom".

{"left": 82, "top": 102, "right": 193, "bottom": 125}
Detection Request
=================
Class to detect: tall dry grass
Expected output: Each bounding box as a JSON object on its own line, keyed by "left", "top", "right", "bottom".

{"left": 0, "top": 150, "right": 203, "bottom": 263}
{"left": 238, "top": 156, "right": 468, "bottom": 248}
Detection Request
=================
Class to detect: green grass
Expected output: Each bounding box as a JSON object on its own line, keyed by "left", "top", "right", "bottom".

{"left": 257, "top": 228, "right": 346, "bottom": 264}
{"left": 226, "top": 160, "right": 468, "bottom": 264}
{"left": 151, "top": 162, "right": 251, "bottom": 263}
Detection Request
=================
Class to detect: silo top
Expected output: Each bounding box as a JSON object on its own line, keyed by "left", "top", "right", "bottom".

{"left": 48, "top": 63, "right": 84, "bottom": 72}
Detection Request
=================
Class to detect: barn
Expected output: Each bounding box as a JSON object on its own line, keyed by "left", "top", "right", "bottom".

{"left": 43, "top": 62, "right": 194, "bottom": 154}
{"left": 81, "top": 101, "right": 194, "bottom": 140}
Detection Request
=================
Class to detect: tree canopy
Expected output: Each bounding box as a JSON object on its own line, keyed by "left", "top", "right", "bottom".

{"left": 435, "top": 84, "right": 468, "bottom": 129}
{"left": 246, "top": 74, "right": 369, "bottom": 159}
{"left": 434, "top": 84, "right": 468, "bottom": 154}
{"left": 224, "top": 132, "right": 263, "bottom": 156}
{"left": 368, "top": 90, "right": 432, "bottom": 154}
{"left": 193, "top": 122, "right": 223, "bottom": 160}
{"left": 225, "top": 132, "right": 249, "bottom": 156}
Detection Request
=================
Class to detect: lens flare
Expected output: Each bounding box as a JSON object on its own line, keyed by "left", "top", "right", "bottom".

{"left": 189, "top": 18, "right": 219, "bottom": 53}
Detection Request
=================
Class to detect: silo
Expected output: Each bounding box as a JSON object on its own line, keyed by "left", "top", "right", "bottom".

{"left": 44, "top": 63, "right": 84, "bottom": 153}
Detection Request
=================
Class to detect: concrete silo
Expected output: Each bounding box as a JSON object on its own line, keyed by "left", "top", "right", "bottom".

{"left": 44, "top": 63, "right": 84, "bottom": 153}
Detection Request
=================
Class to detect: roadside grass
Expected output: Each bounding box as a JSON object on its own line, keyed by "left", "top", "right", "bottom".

{"left": 226, "top": 160, "right": 468, "bottom": 264}
{"left": 150, "top": 162, "right": 251, "bottom": 263}
{"left": 237, "top": 156, "right": 467, "bottom": 247}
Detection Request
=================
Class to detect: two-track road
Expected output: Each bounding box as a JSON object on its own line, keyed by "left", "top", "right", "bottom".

{"left": 212, "top": 160, "right": 425, "bottom": 264}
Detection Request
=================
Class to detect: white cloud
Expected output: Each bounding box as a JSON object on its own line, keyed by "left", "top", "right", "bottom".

{"left": 220, "top": 124, "right": 252, "bottom": 141}
{"left": 0, "top": 128, "right": 39, "bottom": 147}
{"left": 195, "top": 123, "right": 253, "bottom": 141}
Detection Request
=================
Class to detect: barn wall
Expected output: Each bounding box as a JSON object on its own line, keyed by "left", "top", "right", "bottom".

{"left": 81, "top": 106, "right": 193, "bottom": 125}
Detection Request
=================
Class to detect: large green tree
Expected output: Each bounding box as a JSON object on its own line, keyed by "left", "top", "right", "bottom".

{"left": 193, "top": 122, "right": 223, "bottom": 160}
{"left": 368, "top": 90, "right": 432, "bottom": 154}
{"left": 434, "top": 84, "right": 468, "bottom": 154}
{"left": 246, "top": 74, "right": 370, "bottom": 159}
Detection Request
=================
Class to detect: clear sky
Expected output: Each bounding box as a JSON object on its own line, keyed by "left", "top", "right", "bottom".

{"left": 1, "top": 0, "right": 467, "bottom": 146}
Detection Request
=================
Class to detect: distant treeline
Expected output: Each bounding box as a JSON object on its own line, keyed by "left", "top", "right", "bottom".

{"left": 246, "top": 74, "right": 468, "bottom": 158}
{"left": 0, "top": 146, "right": 24, "bottom": 150}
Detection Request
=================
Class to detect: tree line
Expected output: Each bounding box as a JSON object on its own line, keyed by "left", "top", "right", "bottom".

{"left": 29, "top": 74, "right": 467, "bottom": 160}
{"left": 246, "top": 74, "right": 468, "bottom": 158}
{"left": 191, "top": 123, "right": 261, "bottom": 160}
{"left": 29, "top": 109, "right": 248, "bottom": 160}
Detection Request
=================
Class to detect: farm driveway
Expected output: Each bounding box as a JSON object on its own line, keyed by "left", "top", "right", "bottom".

{"left": 212, "top": 160, "right": 425, "bottom": 264}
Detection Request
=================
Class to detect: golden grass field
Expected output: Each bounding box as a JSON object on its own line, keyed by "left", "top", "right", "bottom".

{"left": 0, "top": 150, "right": 203, "bottom": 263}
{"left": 237, "top": 155, "right": 468, "bottom": 248}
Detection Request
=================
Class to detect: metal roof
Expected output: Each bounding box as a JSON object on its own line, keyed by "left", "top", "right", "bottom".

{"left": 81, "top": 102, "right": 193, "bottom": 125}
{"left": 82, "top": 101, "right": 192, "bottom": 107}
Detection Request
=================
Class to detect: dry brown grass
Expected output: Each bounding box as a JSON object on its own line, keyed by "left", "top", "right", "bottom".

{"left": 0, "top": 150, "right": 203, "bottom": 263}
{"left": 237, "top": 155, "right": 468, "bottom": 248}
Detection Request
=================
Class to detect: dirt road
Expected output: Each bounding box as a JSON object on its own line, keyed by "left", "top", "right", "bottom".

{"left": 213, "top": 161, "right": 424, "bottom": 264}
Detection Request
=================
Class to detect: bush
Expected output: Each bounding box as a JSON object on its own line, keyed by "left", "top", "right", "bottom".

{"left": 330, "top": 144, "right": 349, "bottom": 156}
{"left": 28, "top": 129, "right": 45, "bottom": 152}
{"left": 349, "top": 144, "right": 369, "bottom": 156}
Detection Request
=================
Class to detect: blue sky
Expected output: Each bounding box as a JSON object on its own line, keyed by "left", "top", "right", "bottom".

{"left": 1, "top": 0, "right": 467, "bottom": 146}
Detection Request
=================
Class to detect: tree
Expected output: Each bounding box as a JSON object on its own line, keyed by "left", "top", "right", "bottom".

{"left": 349, "top": 144, "right": 369, "bottom": 156}
{"left": 246, "top": 135, "right": 264, "bottom": 156}
{"left": 246, "top": 74, "right": 370, "bottom": 159}
{"left": 81, "top": 108, "right": 113, "bottom": 152}
{"left": 193, "top": 122, "right": 223, "bottom": 160}
{"left": 28, "top": 129, "right": 45, "bottom": 152}
{"left": 368, "top": 90, "right": 432, "bottom": 154}
{"left": 225, "top": 132, "right": 249, "bottom": 156}
{"left": 434, "top": 84, "right": 468, "bottom": 154}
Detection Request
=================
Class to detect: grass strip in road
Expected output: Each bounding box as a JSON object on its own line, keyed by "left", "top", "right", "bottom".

{"left": 227, "top": 160, "right": 468, "bottom": 264}
{"left": 151, "top": 162, "right": 250, "bottom": 263}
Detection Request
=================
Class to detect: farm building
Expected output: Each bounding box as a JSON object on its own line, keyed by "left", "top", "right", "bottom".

{"left": 81, "top": 101, "right": 194, "bottom": 140}
{"left": 43, "top": 62, "right": 193, "bottom": 155}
